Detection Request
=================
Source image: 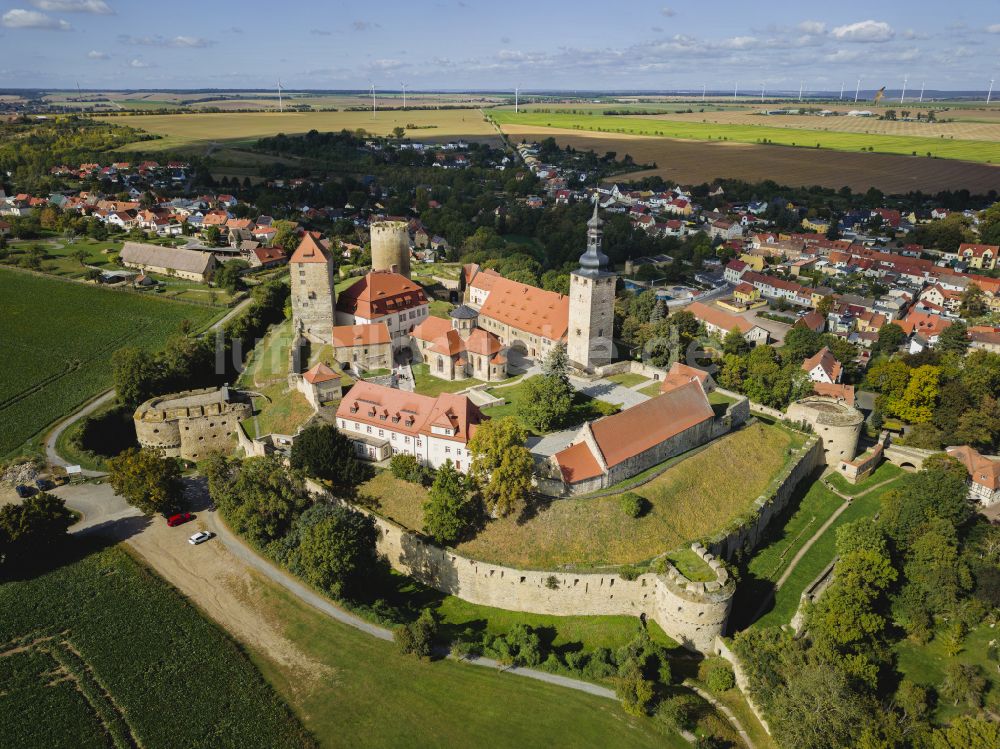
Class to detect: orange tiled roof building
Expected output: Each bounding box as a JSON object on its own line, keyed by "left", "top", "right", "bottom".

{"left": 410, "top": 305, "right": 507, "bottom": 383}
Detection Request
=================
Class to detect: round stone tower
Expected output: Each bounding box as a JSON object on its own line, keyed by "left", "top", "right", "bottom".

{"left": 370, "top": 220, "right": 411, "bottom": 279}
{"left": 785, "top": 395, "right": 864, "bottom": 465}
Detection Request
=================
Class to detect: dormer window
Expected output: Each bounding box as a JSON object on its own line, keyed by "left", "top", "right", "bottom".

{"left": 350, "top": 403, "right": 359, "bottom": 414}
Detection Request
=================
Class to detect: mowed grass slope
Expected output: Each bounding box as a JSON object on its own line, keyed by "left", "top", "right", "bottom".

{"left": 0, "top": 545, "right": 313, "bottom": 749}
{"left": 0, "top": 269, "right": 219, "bottom": 457}
{"left": 365, "top": 422, "right": 799, "bottom": 569}
{"left": 251, "top": 578, "right": 679, "bottom": 749}
{"left": 493, "top": 110, "right": 1000, "bottom": 164}
{"left": 101, "top": 109, "right": 499, "bottom": 152}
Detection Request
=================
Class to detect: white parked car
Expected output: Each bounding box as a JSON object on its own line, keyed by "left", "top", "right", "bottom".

{"left": 188, "top": 531, "right": 214, "bottom": 545}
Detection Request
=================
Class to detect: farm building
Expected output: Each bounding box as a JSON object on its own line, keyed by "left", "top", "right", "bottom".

{"left": 120, "top": 242, "right": 216, "bottom": 283}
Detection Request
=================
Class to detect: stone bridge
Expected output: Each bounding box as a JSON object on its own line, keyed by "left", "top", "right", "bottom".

{"left": 883, "top": 443, "right": 936, "bottom": 471}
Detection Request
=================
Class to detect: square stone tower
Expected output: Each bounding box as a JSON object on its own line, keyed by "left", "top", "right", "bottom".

{"left": 290, "top": 233, "right": 336, "bottom": 343}
{"left": 568, "top": 199, "right": 616, "bottom": 372}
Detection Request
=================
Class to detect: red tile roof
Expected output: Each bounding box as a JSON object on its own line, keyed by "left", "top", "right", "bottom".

{"left": 554, "top": 440, "right": 604, "bottom": 483}
{"left": 687, "top": 301, "right": 754, "bottom": 334}
{"left": 336, "top": 271, "right": 428, "bottom": 319}
{"left": 478, "top": 276, "right": 569, "bottom": 341}
{"left": 331, "top": 323, "right": 391, "bottom": 348}
{"left": 802, "top": 347, "right": 843, "bottom": 382}
{"left": 811, "top": 382, "right": 855, "bottom": 405}
{"left": 303, "top": 362, "right": 341, "bottom": 384}
{"left": 947, "top": 445, "right": 1000, "bottom": 491}
{"left": 290, "top": 233, "right": 331, "bottom": 264}
{"left": 336, "top": 381, "right": 482, "bottom": 443}
{"left": 660, "top": 362, "right": 711, "bottom": 394}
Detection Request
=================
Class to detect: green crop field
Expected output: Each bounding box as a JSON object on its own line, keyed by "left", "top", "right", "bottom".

{"left": 0, "top": 545, "right": 313, "bottom": 749}
{"left": 492, "top": 110, "right": 1000, "bottom": 164}
{"left": 0, "top": 269, "right": 220, "bottom": 458}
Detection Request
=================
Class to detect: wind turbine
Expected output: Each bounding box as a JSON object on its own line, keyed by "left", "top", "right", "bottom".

{"left": 988, "top": 79, "right": 995, "bottom": 105}
{"left": 761, "top": 82, "right": 765, "bottom": 103}
{"left": 734, "top": 81, "right": 738, "bottom": 101}
{"left": 370, "top": 82, "right": 376, "bottom": 119}
{"left": 854, "top": 77, "right": 861, "bottom": 104}
{"left": 702, "top": 83, "right": 706, "bottom": 102}
{"left": 919, "top": 81, "right": 925, "bottom": 103}
{"left": 277, "top": 79, "right": 283, "bottom": 112}
{"left": 515, "top": 86, "right": 519, "bottom": 113}
{"left": 840, "top": 82, "right": 845, "bottom": 101}
{"left": 900, "top": 75, "right": 908, "bottom": 104}
{"left": 798, "top": 81, "right": 803, "bottom": 102}
{"left": 400, "top": 81, "right": 406, "bottom": 110}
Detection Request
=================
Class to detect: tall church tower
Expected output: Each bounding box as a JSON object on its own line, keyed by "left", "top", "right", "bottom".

{"left": 567, "top": 198, "right": 616, "bottom": 372}
{"left": 289, "top": 233, "right": 336, "bottom": 343}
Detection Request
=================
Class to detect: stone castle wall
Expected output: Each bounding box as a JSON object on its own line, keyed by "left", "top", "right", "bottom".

{"left": 705, "top": 435, "right": 823, "bottom": 560}
{"left": 306, "top": 479, "right": 735, "bottom": 653}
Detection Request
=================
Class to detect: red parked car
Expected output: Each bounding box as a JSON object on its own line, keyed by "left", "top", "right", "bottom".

{"left": 166, "top": 512, "right": 194, "bottom": 527}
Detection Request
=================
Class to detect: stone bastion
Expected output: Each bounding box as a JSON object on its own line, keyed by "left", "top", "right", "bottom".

{"left": 306, "top": 479, "right": 735, "bottom": 653}
{"left": 785, "top": 395, "right": 864, "bottom": 466}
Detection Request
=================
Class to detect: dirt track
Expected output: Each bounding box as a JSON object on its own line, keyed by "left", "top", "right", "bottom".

{"left": 501, "top": 125, "right": 1000, "bottom": 193}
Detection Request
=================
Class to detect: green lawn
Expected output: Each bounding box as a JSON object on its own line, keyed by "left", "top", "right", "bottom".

{"left": 244, "top": 380, "right": 314, "bottom": 438}
{"left": 639, "top": 381, "right": 664, "bottom": 397}
{"left": 482, "top": 375, "right": 619, "bottom": 436}
{"left": 493, "top": 110, "right": 1000, "bottom": 164}
{"left": 250, "top": 576, "right": 682, "bottom": 748}
{"left": 410, "top": 362, "right": 484, "bottom": 397}
{"left": 0, "top": 268, "right": 221, "bottom": 459}
{"left": 606, "top": 372, "right": 651, "bottom": 388}
{"left": 824, "top": 461, "right": 903, "bottom": 495}
{"left": 428, "top": 298, "right": 456, "bottom": 319}
{"left": 894, "top": 622, "right": 1000, "bottom": 724}
{"left": 0, "top": 545, "right": 313, "bottom": 749}
{"left": 665, "top": 548, "right": 717, "bottom": 583}
{"left": 751, "top": 482, "right": 899, "bottom": 629}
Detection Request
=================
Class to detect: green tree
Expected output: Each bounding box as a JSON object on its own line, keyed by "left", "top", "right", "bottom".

{"left": 902, "top": 518, "right": 972, "bottom": 615}
{"left": 521, "top": 374, "right": 574, "bottom": 432}
{"left": 69, "top": 247, "right": 89, "bottom": 266}
{"left": 889, "top": 364, "right": 939, "bottom": 423}
{"left": 872, "top": 323, "right": 906, "bottom": 357}
{"left": 468, "top": 417, "right": 534, "bottom": 518}
{"left": 389, "top": 454, "right": 427, "bottom": 484}
{"left": 541, "top": 341, "right": 570, "bottom": 382}
{"left": 615, "top": 660, "right": 655, "bottom": 717}
{"left": 0, "top": 493, "right": 74, "bottom": 569}
{"left": 203, "top": 225, "right": 221, "bottom": 246}
{"left": 422, "top": 459, "right": 478, "bottom": 544}
{"left": 723, "top": 327, "right": 750, "bottom": 356}
{"left": 937, "top": 320, "right": 969, "bottom": 356}
{"left": 287, "top": 502, "right": 378, "bottom": 599}
{"left": 940, "top": 663, "right": 986, "bottom": 708}
{"left": 214, "top": 259, "right": 249, "bottom": 293}
{"left": 394, "top": 608, "right": 438, "bottom": 658}
{"left": 111, "top": 346, "right": 161, "bottom": 409}
{"left": 107, "top": 447, "right": 183, "bottom": 516}
{"left": 959, "top": 283, "right": 987, "bottom": 319}
{"left": 289, "top": 423, "right": 369, "bottom": 489}
{"left": 206, "top": 453, "right": 311, "bottom": 546}
{"left": 272, "top": 220, "right": 298, "bottom": 251}
{"left": 930, "top": 716, "right": 1000, "bottom": 749}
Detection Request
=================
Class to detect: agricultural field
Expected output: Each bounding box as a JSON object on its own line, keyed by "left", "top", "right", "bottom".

{"left": 646, "top": 108, "right": 1000, "bottom": 141}
{"left": 0, "top": 268, "right": 220, "bottom": 458}
{"left": 0, "top": 545, "right": 313, "bottom": 749}
{"left": 99, "top": 108, "right": 501, "bottom": 153}
{"left": 497, "top": 126, "right": 1000, "bottom": 194}
{"left": 492, "top": 110, "right": 1000, "bottom": 163}
{"left": 364, "top": 422, "right": 801, "bottom": 570}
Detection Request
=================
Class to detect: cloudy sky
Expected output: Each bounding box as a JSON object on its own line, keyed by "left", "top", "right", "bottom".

{"left": 0, "top": 0, "right": 997, "bottom": 91}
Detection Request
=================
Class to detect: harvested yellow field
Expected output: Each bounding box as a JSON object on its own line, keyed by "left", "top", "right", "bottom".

{"left": 102, "top": 108, "right": 500, "bottom": 152}
{"left": 500, "top": 125, "right": 1000, "bottom": 194}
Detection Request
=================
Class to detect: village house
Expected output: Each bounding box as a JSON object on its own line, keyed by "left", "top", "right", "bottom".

{"left": 958, "top": 243, "right": 999, "bottom": 270}
{"left": 946, "top": 445, "right": 1000, "bottom": 507}
{"left": 330, "top": 323, "right": 393, "bottom": 372}
{"left": 335, "top": 381, "right": 483, "bottom": 471}
{"left": 686, "top": 301, "right": 770, "bottom": 345}
{"left": 297, "top": 362, "right": 343, "bottom": 409}
{"left": 802, "top": 347, "right": 843, "bottom": 384}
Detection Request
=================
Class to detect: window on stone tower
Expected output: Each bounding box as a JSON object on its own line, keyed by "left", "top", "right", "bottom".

{"left": 598, "top": 329, "right": 603, "bottom": 337}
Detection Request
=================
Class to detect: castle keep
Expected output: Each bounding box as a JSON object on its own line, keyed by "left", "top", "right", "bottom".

{"left": 289, "top": 234, "right": 337, "bottom": 343}
{"left": 370, "top": 219, "right": 411, "bottom": 278}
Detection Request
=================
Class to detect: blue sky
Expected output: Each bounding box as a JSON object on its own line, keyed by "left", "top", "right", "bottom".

{"left": 1, "top": 0, "right": 997, "bottom": 91}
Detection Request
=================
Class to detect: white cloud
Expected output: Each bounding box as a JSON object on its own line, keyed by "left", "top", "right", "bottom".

{"left": 726, "top": 36, "right": 757, "bottom": 49}
{"left": 352, "top": 20, "right": 379, "bottom": 31}
{"left": 31, "top": 0, "right": 112, "bottom": 13}
{"left": 661, "top": 6, "right": 676, "bottom": 16}
{"left": 797, "top": 20, "right": 825, "bottom": 35}
{"left": 2, "top": 8, "right": 71, "bottom": 29}
{"left": 119, "top": 34, "right": 212, "bottom": 48}
{"left": 987, "top": 24, "right": 1000, "bottom": 33}
{"left": 369, "top": 58, "right": 404, "bottom": 71}
{"left": 86, "top": 49, "right": 108, "bottom": 59}
{"left": 830, "top": 20, "right": 894, "bottom": 43}
{"left": 128, "top": 58, "right": 152, "bottom": 68}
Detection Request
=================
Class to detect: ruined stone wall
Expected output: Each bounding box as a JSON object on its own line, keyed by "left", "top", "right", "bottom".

{"left": 134, "top": 388, "right": 251, "bottom": 461}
